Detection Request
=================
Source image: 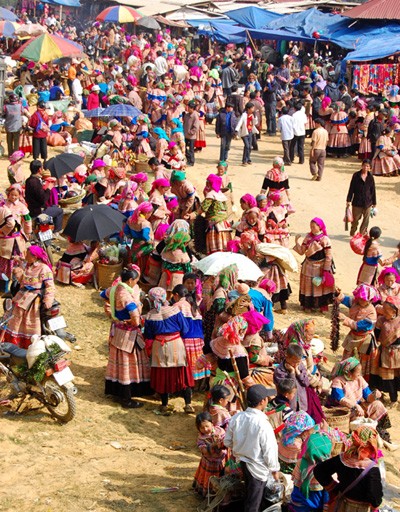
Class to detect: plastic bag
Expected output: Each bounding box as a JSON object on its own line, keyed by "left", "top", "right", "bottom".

{"left": 26, "top": 336, "right": 46, "bottom": 369}
{"left": 350, "top": 233, "right": 369, "bottom": 255}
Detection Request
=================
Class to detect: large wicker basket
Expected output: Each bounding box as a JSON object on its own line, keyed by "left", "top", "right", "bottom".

{"left": 324, "top": 407, "right": 351, "bottom": 433}
{"left": 96, "top": 261, "right": 123, "bottom": 289}
{"left": 59, "top": 190, "right": 86, "bottom": 207}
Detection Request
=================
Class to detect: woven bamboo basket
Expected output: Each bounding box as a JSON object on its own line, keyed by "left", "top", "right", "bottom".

{"left": 59, "top": 191, "right": 86, "bottom": 207}
{"left": 323, "top": 407, "right": 351, "bottom": 433}
{"left": 331, "top": 441, "right": 345, "bottom": 457}
{"left": 96, "top": 261, "right": 123, "bottom": 289}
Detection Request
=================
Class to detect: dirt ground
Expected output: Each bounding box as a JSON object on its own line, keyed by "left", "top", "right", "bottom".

{"left": 0, "top": 124, "right": 399, "bottom": 512}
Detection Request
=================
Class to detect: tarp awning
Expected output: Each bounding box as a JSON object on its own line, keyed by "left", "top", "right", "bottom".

{"left": 187, "top": 19, "right": 247, "bottom": 44}
{"left": 42, "top": 0, "right": 81, "bottom": 6}
{"left": 344, "top": 33, "right": 400, "bottom": 61}
{"left": 154, "top": 15, "right": 189, "bottom": 27}
{"left": 225, "top": 6, "right": 281, "bottom": 29}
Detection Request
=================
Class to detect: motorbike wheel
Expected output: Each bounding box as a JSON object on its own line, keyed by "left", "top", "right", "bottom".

{"left": 45, "top": 244, "right": 54, "bottom": 267}
{"left": 43, "top": 379, "right": 76, "bottom": 423}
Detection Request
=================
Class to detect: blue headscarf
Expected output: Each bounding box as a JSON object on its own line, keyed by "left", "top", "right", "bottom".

{"left": 153, "top": 127, "right": 170, "bottom": 141}
{"left": 171, "top": 118, "right": 183, "bottom": 135}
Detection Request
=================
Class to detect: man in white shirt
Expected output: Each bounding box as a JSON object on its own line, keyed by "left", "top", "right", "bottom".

{"left": 291, "top": 102, "right": 308, "bottom": 164}
{"left": 154, "top": 50, "right": 168, "bottom": 79}
{"left": 224, "top": 385, "right": 279, "bottom": 512}
{"left": 71, "top": 72, "right": 83, "bottom": 109}
{"left": 277, "top": 106, "right": 294, "bottom": 165}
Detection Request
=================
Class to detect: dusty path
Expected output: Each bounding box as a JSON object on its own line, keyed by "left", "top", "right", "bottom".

{"left": 0, "top": 125, "right": 399, "bottom": 512}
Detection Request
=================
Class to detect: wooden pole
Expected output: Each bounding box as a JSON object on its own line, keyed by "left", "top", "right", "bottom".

{"left": 246, "top": 30, "right": 257, "bottom": 53}
{"left": 229, "top": 349, "right": 247, "bottom": 409}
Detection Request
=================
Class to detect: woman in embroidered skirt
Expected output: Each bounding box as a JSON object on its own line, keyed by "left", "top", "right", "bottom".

{"left": 148, "top": 178, "right": 171, "bottom": 240}
{"left": 337, "top": 284, "right": 377, "bottom": 380}
{"left": 203, "top": 264, "right": 239, "bottom": 353}
{"left": 144, "top": 287, "right": 194, "bottom": 413}
{"left": 327, "top": 102, "right": 352, "bottom": 157}
{"left": 264, "top": 190, "right": 290, "bottom": 248}
{"left": 358, "top": 106, "right": 374, "bottom": 160}
{"left": 372, "top": 128, "right": 400, "bottom": 176}
{"left": 239, "top": 230, "right": 292, "bottom": 314}
{"left": 0, "top": 189, "right": 31, "bottom": 279}
{"left": 124, "top": 201, "right": 155, "bottom": 273}
{"left": 172, "top": 284, "right": 210, "bottom": 385}
{"left": 260, "top": 156, "right": 291, "bottom": 205}
{"left": 357, "top": 226, "right": 383, "bottom": 286}
{"left": 370, "top": 296, "right": 400, "bottom": 404}
{"left": 4, "top": 245, "right": 55, "bottom": 348}
{"left": 101, "top": 268, "right": 151, "bottom": 408}
{"left": 199, "top": 174, "right": 232, "bottom": 254}
{"left": 314, "top": 426, "right": 383, "bottom": 512}
{"left": 294, "top": 217, "right": 335, "bottom": 313}
{"left": 170, "top": 118, "right": 186, "bottom": 155}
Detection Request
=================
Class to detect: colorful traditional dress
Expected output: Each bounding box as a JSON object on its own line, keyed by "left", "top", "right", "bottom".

{"left": 358, "top": 112, "right": 374, "bottom": 160}
{"left": 0, "top": 205, "right": 21, "bottom": 279}
{"left": 4, "top": 260, "right": 55, "bottom": 348}
{"left": 102, "top": 284, "right": 152, "bottom": 400}
{"left": 370, "top": 303, "right": 400, "bottom": 403}
{"left": 124, "top": 215, "right": 154, "bottom": 272}
{"left": 264, "top": 204, "right": 290, "bottom": 247}
{"left": 174, "top": 297, "right": 210, "bottom": 381}
{"left": 193, "top": 425, "right": 227, "bottom": 496}
{"left": 201, "top": 191, "right": 232, "bottom": 254}
{"left": 294, "top": 232, "right": 334, "bottom": 310}
{"left": 261, "top": 166, "right": 290, "bottom": 205}
{"left": 278, "top": 411, "right": 315, "bottom": 474}
{"left": 144, "top": 303, "right": 194, "bottom": 394}
{"left": 372, "top": 134, "right": 400, "bottom": 176}
{"left": 327, "top": 109, "right": 352, "bottom": 157}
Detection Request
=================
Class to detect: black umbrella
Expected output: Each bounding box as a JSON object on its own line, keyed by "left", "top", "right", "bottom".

{"left": 63, "top": 205, "right": 126, "bottom": 241}
{"left": 45, "top": 153, "right": 85, "bottom": 179}
{"left": 137, "top": 16, "right": 161, "bottom": 30}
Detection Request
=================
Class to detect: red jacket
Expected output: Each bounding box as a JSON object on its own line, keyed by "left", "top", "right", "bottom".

{"left": 87, "top": 92, "right": 100, "bottom": 110}
{"left": 28, "top": 109, "right": 50, "bottom": 139}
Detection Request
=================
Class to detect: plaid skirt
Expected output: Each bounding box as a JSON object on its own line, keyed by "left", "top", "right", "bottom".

{"left": 106, "top": 327, "right": 150, "bottom": 386}
{"left": 193, "top": 452, "right": 228, "bottom": 497}
{"left": 357, "top": 262, "right": 377, "bottom": 286}
{"left": 372, "top": 153, "right": 400, "bottom": 176}
{"left": 184, "top": 337, "right": 211, "bottom": 380}
{"left": 262, "top": 262, "right": 291, "bottom": 303}
{"left": 299, "top": 258, "right": 334, "bottom": 309}
{"left": 206, "top": 222, "right": 232, "bottom": 254}
{"left": 150, "top": 365, "right": 194, "bottom": 394}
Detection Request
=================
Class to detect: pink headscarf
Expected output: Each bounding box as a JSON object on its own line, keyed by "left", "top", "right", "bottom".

{"left": 240, "top": 194, "right": 257, "bottom": 208}
{"left": 28, "top": 245, "right": 52, "bottom": 269}
{"left": 150, "top": 178, "right": 170, "bottom": 194}
{"left": 268, "top": 190, "right": 281, "bottom": 203}
{"left": 258, "top": 278, "right": 277, "bottom": 295}
{"left": 378, "top": 267, "right": 400, "bottom": 285}
{"left": 166, "top": 197, "right": 179, "bottom": 210}
{"left": 206, "top": 174, "right": 222, "bottom": 193}
{"left": 311, "top": 217, "right": 327, "bottom": 236}
{"left": 168, "top": 141, "right": 177, "bottom": 149}
{"left": 129, "top": 201, "right": 153, "bottom": 224}
{"left": 92, "top": 159, "right": 106, "bottom": 170}
{"left": 121, "top": 181, "right": 138, "bottom": 199}
{"left": 353, "top": 284, "right": 378, "bottom": 302}
{"left": 130, "top": 173, "right": 148, "bottom": 184}
{"left": 321, "top": 97, "right": 332, "bottom": 110}
{"left": 9, "top": 150, "right": 25, "bottom": 164}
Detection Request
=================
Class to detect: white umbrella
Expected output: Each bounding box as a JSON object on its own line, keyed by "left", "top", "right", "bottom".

{"left": 192, "top": 252, "right": 263, "bottom": 282}
{"left": 15, "top": 23, "right": 47, "bottom": 37}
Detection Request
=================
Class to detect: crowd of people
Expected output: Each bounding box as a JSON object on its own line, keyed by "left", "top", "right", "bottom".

{"left": 1, "top": 5, "right": 400, "bottom": 512}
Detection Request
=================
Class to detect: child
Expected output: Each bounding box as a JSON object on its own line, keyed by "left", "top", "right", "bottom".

{"left": 193, "top": 412, "right": 228, "bottom": 497}
{"left": 357, "top": 226, "right": 384, "bottom": 286}
{"left": 269, "top": 378, "right": 296, "bottom": 423}
{"left": 7, "top": 151, "right": 25, "bottom": 185}
{"left": 382, "top": 241, "right": 400, "bottom": 275}
{"left": 206, "top": 385, "right": 231, "bottom": 429}
{"left": 216, "top": 161, "right": 234, "bottom": 219}
{"left": 278, "top": 411, "right": 316, "bottom": 474}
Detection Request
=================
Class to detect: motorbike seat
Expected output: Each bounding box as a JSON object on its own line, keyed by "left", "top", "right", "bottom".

{"left": 0, "top": 343, "right": 27, "bottom": 359}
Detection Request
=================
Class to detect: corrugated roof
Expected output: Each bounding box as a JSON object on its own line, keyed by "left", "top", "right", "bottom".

{"left": 344, "top": 0, "right": 400, "bottom": 20}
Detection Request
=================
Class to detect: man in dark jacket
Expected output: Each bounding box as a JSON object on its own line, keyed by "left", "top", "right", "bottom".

{"left": 221, "top": 59, "right": 239, "bottom": 97}
{"left": 346, "top": 159, "right": 377, "bottom": 236}
{"left": 368, "top": 109, "right": 387, "bottom": 158}
{"left": 25, "top": 160, "right": 63, "bottom": 233}
{"left": 226, "top": 84, "right": 243, "bottom": 118}
{"left": 262, "top": 74, "right": 279, "bottom": 136}
{"left": 215, "top": 102, "right": 238, "bottom": 162}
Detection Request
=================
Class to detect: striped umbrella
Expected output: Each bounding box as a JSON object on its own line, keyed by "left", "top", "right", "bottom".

{"left": 96, "top": 6, "right": 142, "bottom": 23}
{"left": 12, "top": 33, "right": 83, "bottom": 63}
{"left": 0, "top": 20, "right": 18, "bottom": 37}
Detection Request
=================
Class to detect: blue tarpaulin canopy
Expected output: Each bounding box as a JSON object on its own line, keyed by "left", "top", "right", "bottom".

{"left": 187, "top": 19, "right": 247, "bottom": 44}
{"left": 225, "top": 6, "right": 281, "bottom": 30}
{"left": 344, "top": 33, "right": 400, "bottom": 61}
{"left": 42, "top": 0, "right": 81, "bottom": 7}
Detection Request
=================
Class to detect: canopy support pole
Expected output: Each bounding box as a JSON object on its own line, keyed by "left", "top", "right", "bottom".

{"left": 246, "top": 30, "right": 256, "bottom": 52}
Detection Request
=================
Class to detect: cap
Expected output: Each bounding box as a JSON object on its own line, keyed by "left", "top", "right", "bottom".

{"left": 92, "top": 85, "right": 100, "bottom": 92}
{"left": 247, "top": 384, "right": 275, "bottom": 406}
{"left": 188, "top": 100, "right": 196, "bottom": 108}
